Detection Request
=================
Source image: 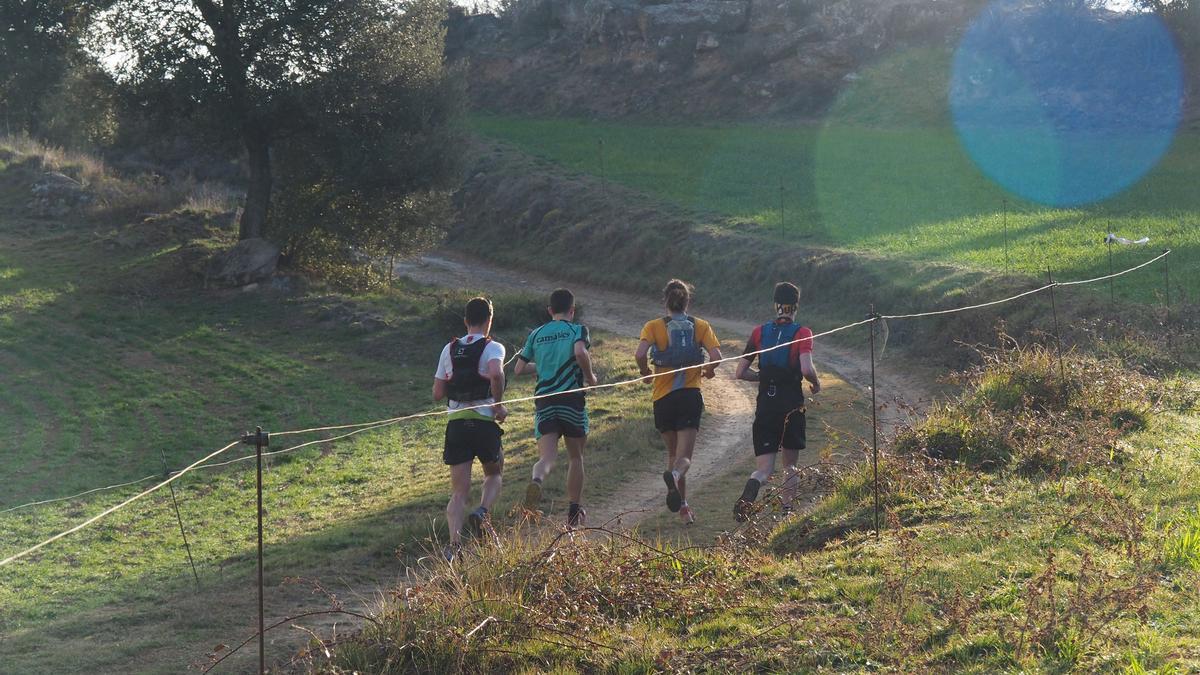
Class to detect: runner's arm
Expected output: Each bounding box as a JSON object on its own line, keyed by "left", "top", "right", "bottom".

{"left": 486, "top": 358, "right": 508, "bottom": 422}
{"left": 575, "top": 340, "right": 598, "bottom": 387}
{"left": 635, "top": 339, "right": 652, "bottom": 377}
{"left": 735, "top": 357, "right": 759, "bottom": 382}
{"left": 799, "top": 352, "right": 821, "bottom": 395}
{"left": 513, "top": 355, "right": 535, "bottom": 376}
{"left": 433, "top": 345, "right": 451, "bottom": 401}
{"left": 703, "top": 346, "right": 723, "bottom": 379}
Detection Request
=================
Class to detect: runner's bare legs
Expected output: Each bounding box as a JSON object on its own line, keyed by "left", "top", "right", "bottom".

{"left": 751, "top": 451, "right": 777, "bottom": 484}
{"left": 480, "top": 458, "right": 503, "bottom": 512}
{"left": 666, "top": 429, "right": 697, "bottom": 502}
{"left": 532, "top": 433, "right": 560, "bottom": 482}
{"left": 780, "top": 448, "right": 801, "bottom": 510}
{"left": 565, "top": 436, "right": 586, "bottom": 505}
{"left": 663, "top": 431, "right": 678, "bottom": 499}
{"left": 446, "top": 462, "right": 473, "bottom": 546}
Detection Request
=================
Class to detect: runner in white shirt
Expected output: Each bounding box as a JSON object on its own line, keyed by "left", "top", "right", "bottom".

{"left": 432, "top": 297, "right": 507, "bottom": 558}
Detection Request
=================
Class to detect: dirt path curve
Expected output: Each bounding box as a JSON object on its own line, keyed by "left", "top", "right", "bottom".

{"left": 395, "top": 253, "right": 937, "bottom": 527}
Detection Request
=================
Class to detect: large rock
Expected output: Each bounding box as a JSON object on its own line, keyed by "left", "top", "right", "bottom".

{"left": 206, "top": 238, "right": 280, "bottom": 287}
{"left": 29, "top": 172, "right": 94, "bottom": 218}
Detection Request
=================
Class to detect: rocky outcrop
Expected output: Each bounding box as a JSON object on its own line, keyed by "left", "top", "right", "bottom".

{"left": 205, "top": 238, "right": 280, "bottom": 287}
{"left": 447, "top": 0, "right": 984, "bottom": 118}
{"left": 29, "top": 172, "right": 94, "bottom": 218}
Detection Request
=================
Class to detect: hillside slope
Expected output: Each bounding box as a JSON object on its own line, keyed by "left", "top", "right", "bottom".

{"left": 448, "top": 0, "right": 983, "bottom": 119}
{"left": 448, "top": 0, "right": 1199, "bottom": 123}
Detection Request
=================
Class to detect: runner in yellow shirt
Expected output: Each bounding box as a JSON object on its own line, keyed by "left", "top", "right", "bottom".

{"left": 635, "top": 280, "right": 722, "bottom": 524}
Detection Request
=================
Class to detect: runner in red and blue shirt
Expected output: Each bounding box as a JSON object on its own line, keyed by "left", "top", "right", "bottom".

{"left": 733, "top": 282, "right": 821, "bottom": 521}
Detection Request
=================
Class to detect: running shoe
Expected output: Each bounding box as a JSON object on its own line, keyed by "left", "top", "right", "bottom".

{"left": 733, "top": 478, "right": 761, "bottom": 522}
{"left": 567, "top": 502, "right": 587, "bottom": 528}
{"left": 679, "top": 504, "right": 695, "bottom": 526}
{"left": 464, "top": 506, "right": 488, "bottom": 538}
{"left": 663, "top": 471, "right": 682, "bottom": 513}
{"left": 442, "top": 543, "right": 460, "bottom": 563}
{"left": 523, "top": 480, "right": 543, "bottom": 512}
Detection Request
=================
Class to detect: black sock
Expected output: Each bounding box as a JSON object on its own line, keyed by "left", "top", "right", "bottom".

{"left": 740, "top": 478, "right": 761, "bottom": 503}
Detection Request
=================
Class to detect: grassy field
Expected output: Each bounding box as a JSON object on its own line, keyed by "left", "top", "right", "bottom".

{"left": 472, "top": 113, "right": 1197, "bottom": 303}
{"left": 469, "top": 47, "right": 1199, "bottom": 305}
{"left": 0, "top": 139, "right": 687, "bottom": 672}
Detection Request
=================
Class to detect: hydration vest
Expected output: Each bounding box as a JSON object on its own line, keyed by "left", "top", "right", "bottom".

{"left": 447, "top": 337, "right": 493, "bottom": 402}
{"left": 650, "top": 316, "right": 706, "bottom": 368}
{"left": 757, "top": 321, "right": 803, "bottom": 396}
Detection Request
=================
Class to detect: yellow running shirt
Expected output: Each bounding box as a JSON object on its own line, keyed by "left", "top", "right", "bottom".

{"left": 639, "top": 316, "right": 720, "bottom": 402}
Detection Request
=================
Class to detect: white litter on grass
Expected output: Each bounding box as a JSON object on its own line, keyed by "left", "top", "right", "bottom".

{"left": 1105, "top": 233, "right": 1150, "bottom": 245}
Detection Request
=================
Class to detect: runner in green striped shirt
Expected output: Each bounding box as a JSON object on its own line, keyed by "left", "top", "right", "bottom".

{"left": 514, "top": 288, "right": 598, "bottom": 528}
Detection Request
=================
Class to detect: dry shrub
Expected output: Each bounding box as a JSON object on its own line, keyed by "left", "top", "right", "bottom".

{"left": 1007, "top": 550, "right": 1156, "bottom": 671}
{"left": 0, "top": 133, "right": 108, "bottom": 185}
{"left": 310, "top": 518, "right": 751, "bottom": 673}
{"left": 895, "top": 343, "right": 1157, "bottom": 477}
{"left": 2, "top": 133, "right": 239, "bottom": 224}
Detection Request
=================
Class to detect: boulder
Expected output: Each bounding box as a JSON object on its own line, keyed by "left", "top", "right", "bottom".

{"left": 206, "top": 238, "right": 280, "bottom": 287}
{"left": 28, "top": 172, "right": 94, "bottom": 218}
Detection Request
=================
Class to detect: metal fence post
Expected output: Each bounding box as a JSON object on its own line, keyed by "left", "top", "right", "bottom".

{"left": 241, "top": 427, "right": 270, "bottom": 674}
{"left": 868, "top": 309, "right": 881, "bottom": 540}
{"left": 160, "top": 449, "right": 200, "bottom": 590}
{"left": 1047, "top": 268, "right": 1067, "bottom": 392}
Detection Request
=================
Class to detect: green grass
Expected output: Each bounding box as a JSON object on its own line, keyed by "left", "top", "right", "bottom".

{"left": 0, "top": 142, "right": 669, "bottom": 672}
{"left": 469, "top": 48, "right": 1200, "bottom": 304}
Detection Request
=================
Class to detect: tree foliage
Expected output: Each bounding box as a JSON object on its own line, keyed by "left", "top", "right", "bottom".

{"left": 100, "top": 0, "right": 465, "bottom": 247}
{"left": 0, "top": 0, "right": 113, "bottom": 143}
{"left": 270, "top": 0, "right": 465, "bottom": 279}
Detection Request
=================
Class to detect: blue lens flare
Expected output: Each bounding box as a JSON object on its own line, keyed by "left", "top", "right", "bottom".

{"left": 951, "top": 1, "right": 1183, "bottom": 207}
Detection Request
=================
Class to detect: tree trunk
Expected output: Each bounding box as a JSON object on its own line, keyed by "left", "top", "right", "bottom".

{"left": 239, "top": 131, "right": 272, "bottom": 241}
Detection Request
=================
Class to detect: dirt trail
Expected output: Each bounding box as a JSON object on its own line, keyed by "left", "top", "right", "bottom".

{"left": 395, "top": 253, "right": 937, "bottom": 526}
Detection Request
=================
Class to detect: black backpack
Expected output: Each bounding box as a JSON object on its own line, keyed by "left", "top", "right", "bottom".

{"left": 447, "top": 337, "right": 492, "bottom": 402}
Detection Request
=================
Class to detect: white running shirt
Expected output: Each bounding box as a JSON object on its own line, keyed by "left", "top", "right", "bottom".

{"left": 434, "top": 334, "right": 505, "bottom": 420}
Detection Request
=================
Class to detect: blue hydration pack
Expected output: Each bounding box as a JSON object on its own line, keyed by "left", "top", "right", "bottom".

{"left": 650, "top": 316, "right": 705, "bottom": 368}
{"left": 758, "top": 321, "right": 803, "bottom": 389}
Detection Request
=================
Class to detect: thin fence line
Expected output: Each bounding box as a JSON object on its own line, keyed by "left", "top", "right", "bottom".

{"left": 1057, "top": 249, "right": 1170, "bottom": 286}
{"left": 273, "top": 343, "right": 524, "bottom": 439}
{"left": 0, "top": 251, "right": 1172, "bottom": 566}
{"left": 1, "top": 474, "right": 160, "bottom": 515}
{"left": 0, "top": 441, "right": 240, "bottom": 568}
{"left": 881, "top": 250, "right": 1171, "bottom": 320}
{"left": 196, "top": 421, "right": 401, "bottom": 470}
{"left": 880, "top": 283, "right": 1055, "bottom": 320}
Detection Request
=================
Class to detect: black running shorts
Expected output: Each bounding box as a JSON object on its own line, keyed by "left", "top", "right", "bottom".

{"left": 653, "top": 388, "right": 704, "bottom": 433}
{"left": 536, "top": 417, "right": 587, "bottom": 439}
{"left": 752, "top": 405, "right": 806, "bottom": 456}
{"left": 443, "top": 418, "right": 504, "bottom": 466}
